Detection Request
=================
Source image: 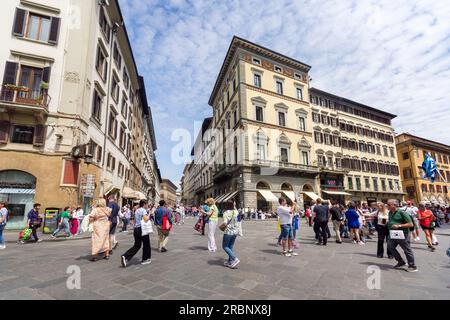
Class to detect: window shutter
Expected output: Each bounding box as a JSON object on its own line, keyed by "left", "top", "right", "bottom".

{"left": 42, "top": 66, "right": 51, "bottom": 83}
{"left": 2, "top": 61, "right": 18, "bottom": 85}
{"left": 48, "top": 17, "right": 61, "bottom": 44}
{"left": 12, "top": 8, "right": 27, "bottom": 37}
{"left": 0, "top": 121, "right": 10, "bottom": 144}
{"left": 103, "top": 60, "right": 108, "bottom": 82}
{"left": 99, "top": 7, "right": 104, "bottom": 25}
{"left": 33, "top": 125, "right": 47, "bottom": 146}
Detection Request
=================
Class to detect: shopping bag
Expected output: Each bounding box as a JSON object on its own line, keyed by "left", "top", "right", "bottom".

{"left": 141, "top": 219, "right": 154, "bottom": 236}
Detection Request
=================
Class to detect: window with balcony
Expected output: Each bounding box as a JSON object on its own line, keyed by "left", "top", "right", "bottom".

{"left": 16, "top": 66, "right": 45, "bottom": 103}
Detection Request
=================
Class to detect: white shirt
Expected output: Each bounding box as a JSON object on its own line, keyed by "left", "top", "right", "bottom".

{"left": 405, "top": 206, "right": 418, "bottom": 218}
{"left": 73, "top": 209, "right": 84, "bottom": 219}
{"left": 277, "top": 206, "right": 292, "bottom": 225}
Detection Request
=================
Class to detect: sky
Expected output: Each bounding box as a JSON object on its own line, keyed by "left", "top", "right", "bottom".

{"left": 119, "top": 0, "right": 450, "bottom": 189}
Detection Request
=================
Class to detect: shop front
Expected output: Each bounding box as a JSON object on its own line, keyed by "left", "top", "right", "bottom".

{"left": 0, "top": 170, "right": 36, "bottom": 230}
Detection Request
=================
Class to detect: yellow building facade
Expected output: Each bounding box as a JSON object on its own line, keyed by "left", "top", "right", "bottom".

{"left": 396, "top": 133, "right": 450, "bottom": 206}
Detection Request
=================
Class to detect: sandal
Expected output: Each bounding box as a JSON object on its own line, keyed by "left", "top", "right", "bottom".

{"left": 90, "top": 257, "right": 99, "bottom": 262}
{"left": 104, "top": 256, "right": 110, "bottom": 260}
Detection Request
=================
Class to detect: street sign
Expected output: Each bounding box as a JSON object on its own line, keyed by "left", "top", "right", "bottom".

{"left": 80, "top": 174, "right": 96, "bottom": 197}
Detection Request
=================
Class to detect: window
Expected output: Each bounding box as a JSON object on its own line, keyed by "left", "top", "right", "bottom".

{"left": 333, "top": 136, "right": 341, "bottom": 147}
{"left": 389, "top": 148, "right": 395, "bottom": 158}
{"left": 314, "top": 131, "right": 323, "bottom": 144}
{"left": 62, "top": 160, "right": 79, "bottom": 185}
{"left": 95, "top": 46, "right": 108, "bottom": 81}
{"left": 321, "top": 115, "right": 329, "bottom": 125}
{"left": 403, "top": 168, "right": 412, "bottom": 179}
{"left": 312, "top": 113, "right": 320, "bottom": 123}
{"left": 233, "top": 109, "right": 237, "bottom": 126}
{"left": 26, "top": 13, "right": 51, "bottom": 42}
{"left": 128, "top": 108, "right": 132, "bottom": 128}
{"left": 11, "top": 125, "right": 34, "bottom": 144}
{"left": 276, "top": 81, "right": 283, "bottom": 95}
{"left": 429, "top": 184, "right": 435, "bottom": 193}
{"left": 381, "top": 179, "right": 386, "bottom": 191}
{"left": 121, "top": 96, "right": 127, "bottom": 119}
{"left": 252, "top": 57, "right": 261, "bottom": 65}
{"left": 119, "top": 124, "right": 126, "bottom": 150}
{"left": 356, "top": 178, "right": 361, "bottom": 191}
{"left": 274, "top": 65, "right": 282, "bottom": 73}
{"left": 296, "top": 87, "right": 303, "bottom": 100}
{"left": 324, "top": 134, "right": 331, "bottom": 145}
{"left": 113, "top": 42, "right": 122, "bottom": 69}
{"left": 383, "top": 146, "right": 388, "bottom": 157}
{"left": 17, "top": 66, "right": 43, "bottom": 101}
{"left": 294, "top": 73, "right": 303, "bottom": 81}
{"left": 299, "top": 117, "right": 306, "bottom": 131}
{"left": 123, "top": 69, "right": 130, "bottom": 89}
{"left": 327, "top": 156, "right": 333, "bottom": 168}
{"left": 402, "top": 152, "right": 409, "bottom": 160}
{"left": 99, "top": 8, "right": 111, "bottom": 42}
{"left": 373, "top": 178, "right": 379, "bottom": 191}
{"left": 108, "top": 111, "right": 118, "bottom": 140}
{"left": 255, "top": 106, "right": 264, "bottom": 122}
{"left": 330, "top": 118, "right": 338, "bottom": 127}
{"left": 256, "top": 144, "right": 266, "bottom": 160}
{"left": 302, "top": 151, "right": 309, "bottom": 165}
{"left": 359, "top": 142, "right": 366, "bottom": 152}
{"left": 92, "top": 90, "right": 102, "bottom": 122}
{"left": 348, "top": 177, "right": 353, "bottom": 190}
{"left": 388, "top": 180, "right": 394, "bottom": 191}
{"left": 253, "top": 74, "right": 261, "bottom": 88}
{"left": 317, "top": 154, "right": 324, "bottom": 166}
{"left": 365, "top": 178, "right": 370, "bottom": 190}
{"left": 278, "top": 112, "right": 286, "bottom": 127}
{"left": 280, "top": 148, "right": 288, "bottom": 163}
{"left": 118, "top": 163, "right": 124, "bottom": 178}
{"left": 111, "top": 76, "right": 119, "bottom": 102}
{"left": 376, "top": 145, "right": 381, "bottom": 155}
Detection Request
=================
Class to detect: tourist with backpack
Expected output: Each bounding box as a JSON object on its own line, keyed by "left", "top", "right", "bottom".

{"left": 220, "top": 200, "right": 242, "bottom": 268}
{"left": 154, "top": 200, "right": 173, "bottom": 252}
{"left": 0, "top": 201, "right": 8, "bottom": 249}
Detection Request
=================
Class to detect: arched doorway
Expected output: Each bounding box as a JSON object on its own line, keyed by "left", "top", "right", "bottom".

{"left": 302, "top": 184, "right": 315, "bottom": 208}
{"left": 0, "top": 170, "right": 36, "bottom": 229}
{"left": 256, "top": 181, "right": 270, "bottom": 212}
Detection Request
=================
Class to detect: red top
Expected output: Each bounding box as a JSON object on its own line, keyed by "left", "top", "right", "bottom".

{"left": 418, "top": 209, "right": 434, "bottom": 228}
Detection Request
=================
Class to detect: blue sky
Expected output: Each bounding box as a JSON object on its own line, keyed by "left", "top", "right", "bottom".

{"left": 119, "top": 0, "right": 450, "bottom": 189}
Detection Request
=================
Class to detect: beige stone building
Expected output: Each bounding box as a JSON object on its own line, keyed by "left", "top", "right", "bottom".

{"left": 182, "top": 36, "right": 404, "bottom": 210}
{"left": 160, "top": 179, "right": 178, "bottom": 208}
{"left": 0, "top": 0, "right": 158, "bottom": 229}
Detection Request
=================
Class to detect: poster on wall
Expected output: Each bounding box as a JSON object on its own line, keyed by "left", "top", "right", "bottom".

{"left": 80, "top": 174, "right": 96, "bottom": 198}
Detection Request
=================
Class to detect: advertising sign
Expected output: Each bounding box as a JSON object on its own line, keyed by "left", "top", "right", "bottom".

{"left": 43, "top": 208, "right": 59, "bottom": 234}
{"left": 80, "top": 174, "right": 96, "bottom": 198}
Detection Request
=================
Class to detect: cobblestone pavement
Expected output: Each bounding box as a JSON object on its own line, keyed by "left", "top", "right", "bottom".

{"left": 1, "top": 218, "right": 449, "bottom": 300}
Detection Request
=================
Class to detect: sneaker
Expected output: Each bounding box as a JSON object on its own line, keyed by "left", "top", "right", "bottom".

{"left": 229, "top": 259, "right": 240, "bottom": 268}
{"left": 121, "top": 256, "right": 127, "bottom": 268}
{"left": 407, "top": 265, "right": 418, "bottom": 273}
{"left": 284, "top": 252, "right": 292, "bottom": 257}
{"left": 0, "top": 245, "right": 5, "bottom": 250}
{"left": 352, "top": 240, "right": 357, "bottom": 244}
{"left": 141, "top": 259, "right": 152, "bottom": 265}
{"left": 50, "top": 235, "right": 56, "bottom": 239}
{"left": 358, "top": 241, "right": 365, "bottom": 246}
{"left": 37, "top": 239, "right": 43, "bottom": 243}
{"left": 224, "top": 260, "right": 231, "bottom": 266}
{"left": 393, "top": 262, "right": 406, "bottom": 269}
{"left": 428, "top": 246, "right": 436, "bottom": 252}
{"left": 336, "top": 240, "right": 342, "bottom": 244}
{"left": 415, "top": 237, "right": 420, "bottom": 241}
{"left": 161, "top": 247, "right": 167, "bottom": 253}
{"left": 290, "top": 252, "right": 299, "bottom": 256}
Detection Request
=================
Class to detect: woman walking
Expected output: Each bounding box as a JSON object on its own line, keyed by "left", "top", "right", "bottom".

{"left": 51, "top": 207, "right": 72, "bottom": 239}
{"left": 417, "top": 202, "right": 436, "bottom": 252}
{"left": 121, "top": 200, "right": 152, "bottom": 267}
{"left": 345, "top": 203, "right": 364, "bottom": 245}
{"left": 221, "top": 200, "right": 241, "bottom": 268}
{"left": 375, "top": 203, "right": 393, "bottom": 258}
{"left": 204, "top": 198, "right": 219, "bottom": 252}
{"left": 88, "top": 199, "right": 112, "bottom": 261}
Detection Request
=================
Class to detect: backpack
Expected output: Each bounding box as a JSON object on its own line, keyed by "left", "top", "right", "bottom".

{"left": 162, "top": 209, "right": 172, "bottom": 232}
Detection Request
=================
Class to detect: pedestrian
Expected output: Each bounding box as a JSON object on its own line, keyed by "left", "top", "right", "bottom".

{"left": 417, "top": 202, "right": 436, "bottom": 252}
{"left": 154, "top": 200, "right": 173, "bottom": 252}
{"left": 107, "top": 196, "right": 120, "bottom": 252}
{"left": 221, "top": 200, "right": 242, "bottom": 268}
{"left": 74, "top": 205, "right": 84, "bottom": 235}
{"left": 404, "top": 201, "right": 420, "bottom": 242}
{"left": 51, "top": 206, "right": 71, "bottom": 239}
{"left": 88, "top": 198, "right": 112, "bottom": 261}
{"left": 305, "top": 205, "right": 312, "bottom": 226}
{"left": 121, "top": 205, "right": 131, "bottom": 232}
{"left": 356, "top": 204, "right": 368, "bottom": 242}
{"left": 0, "top": 201, "right": 8, "bottom": 249}
{"left": 180, "top": 205, "right": 185, "bottom": 224}
{"left": 70, "top": 206, "right": 80, "bottom": 236}
{"left": 121, "top": 200, "right": 152, "bottom": 267}
{"left": 203, "top": 198, "right": 219, "bottom": 252}
{"left": 345, "top": 202, "right": 364, "bottom": 245}
{"left": 277, "top": 197, "right": 298, "bottom": 257}
{"left": 313, "top": 198, "right": 330, "bottom": 246}
{"left": 330, "top": 201, "right": 344, "bottom": 244}
{"left": 374, "top": 203, "right": 393, "bottom": 258}
{"left": 387, "top": 199, "right": 418, "bottom": 272}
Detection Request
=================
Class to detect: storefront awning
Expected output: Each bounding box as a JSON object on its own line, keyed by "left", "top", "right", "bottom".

{"left": 303, "top": 191, "right": 320, "bottom": 201}
{"left": 123, "top": 187, "right": 138, "bottom": 199}
{"left": 322, "top": 190, "right": 352, "bottom": 196}
{"left": 258, "top": 190, "right": 279, "bottom": 202}
{"left": 104, "top": 184, "right": 120, "bottom": 196}
{"left": 217, "top": 193, "right": 233, "bottom": 203}
{"left": 222, "top": 191, "right": 238, "bottom": 203}
{"left": 135, "top": 191, "right": 147, "bottom": 200}
{"left": 282, "top": 191, "right": 296, "bottom": 202}
{"left": 215, "top": 193, "right": 228, "bottom": 203}
{"left": 0, "top": 188, "right": 35, "bottom": 194}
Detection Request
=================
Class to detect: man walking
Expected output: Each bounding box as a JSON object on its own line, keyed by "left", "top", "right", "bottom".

{"left": 108, "top": 196, "right": 120, "bottom": 251}
{"left": 387, "top": 199, "right": 418, "bottom": 272}
{"left": 404, "top": 201, "right": 420, "bottom": 241}
{"left": 313, "top": 199, "right": 330, "bottom": 246}
{"left": 277, "top": 197, "right": 298, "bottom": 257}
{"left": 0, "top": 201, "right": 8, "bottom": 249}
{"left": 154, "top": 200, "right": 173, "bottom": 252}
{"left": 330, "top": 201, "right": 343, "bottom": 244}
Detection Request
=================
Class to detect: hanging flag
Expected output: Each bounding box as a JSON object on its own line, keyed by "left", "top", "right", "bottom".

{"left": 421, "top": 153, "right": 438, "bottom": 183}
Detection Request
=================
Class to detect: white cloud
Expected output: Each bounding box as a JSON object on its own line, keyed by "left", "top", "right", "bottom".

{"left": 119, "top": 0, "right": 450, "bottom": 185}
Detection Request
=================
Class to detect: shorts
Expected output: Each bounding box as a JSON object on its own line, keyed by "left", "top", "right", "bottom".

{"left": 109, "top": 222, "right": 117, "bottom": 235}
{"left": 420, "top": 224, "right": 435, "bottom": 231}
{"left": 280, "top": 224, "right": 293, "bottom": 240}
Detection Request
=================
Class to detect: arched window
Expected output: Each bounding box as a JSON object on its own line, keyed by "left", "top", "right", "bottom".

{"left": 256, "top": 181, "right": 270, "bottom": 190}
{"left": 421, "top": 184, "right": 428, "bottom": 193}
{"left": 281, "top": 183, "right": 293, "bottom": 191}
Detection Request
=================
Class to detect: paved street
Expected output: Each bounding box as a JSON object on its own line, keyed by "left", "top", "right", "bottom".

{"left": 0, "top": 219, "right": 449, "bottom": 300}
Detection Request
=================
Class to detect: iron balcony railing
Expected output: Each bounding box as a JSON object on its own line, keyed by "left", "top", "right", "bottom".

{"left": 0, "top": 85, "right": 50, "bottom": 110}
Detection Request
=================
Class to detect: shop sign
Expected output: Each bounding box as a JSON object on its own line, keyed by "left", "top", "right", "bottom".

{"left": 80, "top": 174, "right": 96, "bottom": 197}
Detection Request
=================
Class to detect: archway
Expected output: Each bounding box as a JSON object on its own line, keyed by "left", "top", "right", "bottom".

{"left": 0, "top": 170, "right": 36, "bottom": 229}
{"left": 256, "top": 181, "right": 270, "bottom": 212}
{"left": 302, "top": 184, "right": 315, "bottom": 208}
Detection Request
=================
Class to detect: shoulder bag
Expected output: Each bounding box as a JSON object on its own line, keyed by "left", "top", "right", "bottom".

{"left": 219, "top": 210, "right": 236, "bottom": 232}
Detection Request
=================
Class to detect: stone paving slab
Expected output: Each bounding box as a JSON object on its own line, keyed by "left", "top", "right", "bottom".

{"left": 0, "top": 220, "right": 449, "bottom": 300}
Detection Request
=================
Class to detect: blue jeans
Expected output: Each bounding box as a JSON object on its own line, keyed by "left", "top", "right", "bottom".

{"left": 222, "top": 234, "right": 237, "bottom": 262}
{"left": 0, "top": 224, "right": 5, "bottom": 246}
{"left": 52, "top": 218, "right": 71, "bottom": 237}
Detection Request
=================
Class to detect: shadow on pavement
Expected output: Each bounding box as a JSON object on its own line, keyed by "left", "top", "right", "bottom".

{"left": 207, "top": 258, "right": 224, "bottom": 266}
{"left": 261, "top": 249, "right": 280, "bottom": 255}
{"left": 359, "top": 261, "right": 397, "bottom": 271}
{"left": 189, "top": 246, "right": 208, "bottom": 251}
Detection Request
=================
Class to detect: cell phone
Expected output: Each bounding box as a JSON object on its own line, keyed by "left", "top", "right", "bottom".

{"left": 382, "top": 218, "right": 387, "bottom": 224}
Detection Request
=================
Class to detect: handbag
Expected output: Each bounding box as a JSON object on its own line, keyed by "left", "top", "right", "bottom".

{"left": 219, "top": 210, "right": 236, "bottom": 232}
{"left": 162, "top": 209, "right": 172, "bottom": 232}
{"left": 141, "top": 219, "right": 154, "bottom": 236}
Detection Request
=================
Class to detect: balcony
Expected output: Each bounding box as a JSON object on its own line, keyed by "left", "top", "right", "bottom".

{"left": 0, "top": 85, "right": 50, "bottom": 111}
